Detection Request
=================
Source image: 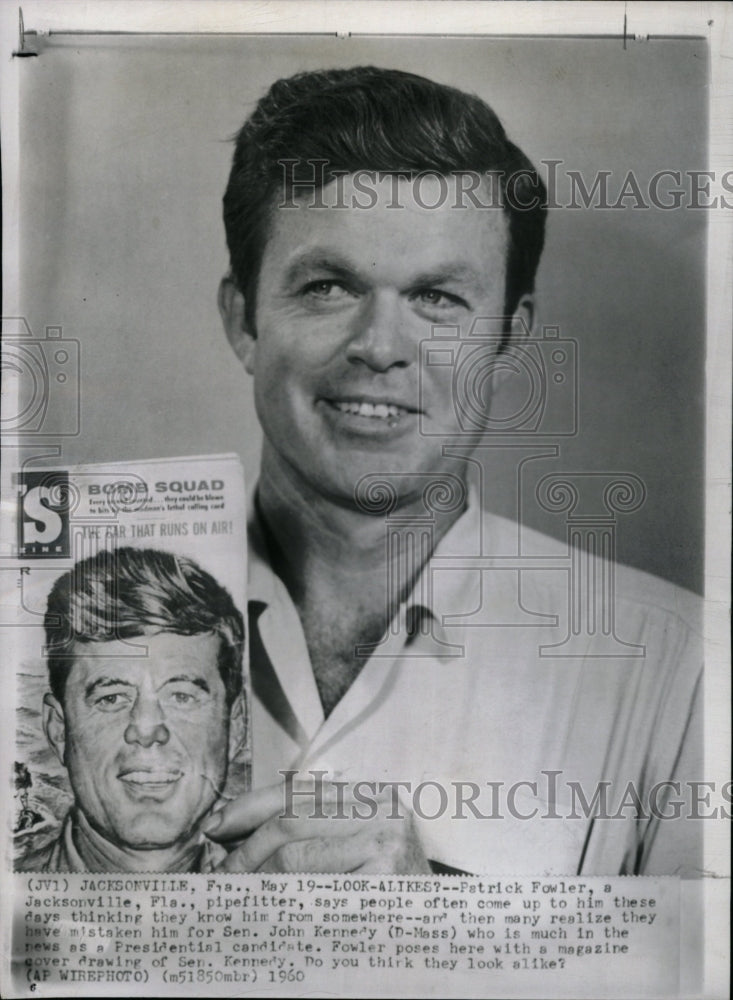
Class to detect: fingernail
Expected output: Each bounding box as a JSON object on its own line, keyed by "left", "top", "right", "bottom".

{"left": 202, "top": 811, "right": 223, "bottom": 836}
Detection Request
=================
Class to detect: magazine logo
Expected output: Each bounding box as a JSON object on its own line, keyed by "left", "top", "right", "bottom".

{"left": 16, "top": 471, "right": 71, "bottom": 558}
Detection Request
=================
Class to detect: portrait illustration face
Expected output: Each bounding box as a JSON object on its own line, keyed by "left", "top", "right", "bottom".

{"left": 221, "top": 174, "right": 533, "bottom": 505}
{"left": 43, "top": 631, "right": 230, "bottom": 850}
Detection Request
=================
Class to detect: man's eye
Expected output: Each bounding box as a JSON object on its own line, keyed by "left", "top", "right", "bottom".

{"left": 301, "top": 280, "right": 354, "bottom": 301}
{"left": 164, "top": 688, "right": 202, "bottom": 708}
{"left": 94, "top": 692, "right": 130, "bottom": 711}
{"left": 414, "top": 289, "right": 462, "bottom": 308}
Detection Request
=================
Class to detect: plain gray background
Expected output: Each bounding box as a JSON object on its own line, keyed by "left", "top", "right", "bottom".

{"left": 18, "top": 35, "right": 707, "bottom": 592}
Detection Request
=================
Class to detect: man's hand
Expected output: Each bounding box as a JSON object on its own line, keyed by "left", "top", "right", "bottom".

{"left": 204, "top": 779, "right": 430, "bottom": 874}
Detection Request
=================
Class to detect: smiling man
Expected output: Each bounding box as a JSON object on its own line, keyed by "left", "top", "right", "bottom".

{"left": 210, "top": 66, "right": 703, "bottom": 875}
{"left": 225, "top": 172, "right": 520, "bottom": 503}
{"left": 19, "top": 547, "right": 245, "bottom": 873}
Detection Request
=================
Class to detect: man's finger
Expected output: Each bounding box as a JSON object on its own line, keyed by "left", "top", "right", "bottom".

{"left": 205, "top": 777, "right": 383, "bottom": 842}
{"left": 213, "top": 809, "right": 362, "bottom": 871}
{"left": 203, "top": 782, "right": 285, "bottom": 841}
{"left": 258, "top": 831, "right": 370, "bottom": 874}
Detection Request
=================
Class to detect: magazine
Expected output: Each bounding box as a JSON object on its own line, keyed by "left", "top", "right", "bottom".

{"left": 7, "top": 454, "right": 249, "bottom": 874}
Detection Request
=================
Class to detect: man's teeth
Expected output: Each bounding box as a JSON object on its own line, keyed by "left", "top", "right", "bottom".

{"left": 332, "top": 400, "right": 407, "bottom": 419}
{"left": 121, "top": 771, "right": 180, "bottom": 783}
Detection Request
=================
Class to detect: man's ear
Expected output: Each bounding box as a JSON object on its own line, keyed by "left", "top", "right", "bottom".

{"left": 227, "top": 714, "right": 240, "bottom": 762}
{"left": 218, "top": 276, "right": 257, "bottom": 375}
{"left": 509, "top": 293, "right": 535, "bottom": 342}
{"left": 489, "top": 294, "right": 537, "bottom": 393}
{"left": 42, "top": 693, "right": 66, "bottom": 766}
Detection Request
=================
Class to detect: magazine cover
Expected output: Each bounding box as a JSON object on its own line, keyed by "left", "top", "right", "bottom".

{"left": 7, "top": 454, "right": 249, "bottom": 875}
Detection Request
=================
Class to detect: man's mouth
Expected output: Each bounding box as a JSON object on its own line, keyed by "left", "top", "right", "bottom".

{"left": 118, "top": 768, "right": 183, "bottom": 788}
{"left": 325, "top": 398, "right": 416, "bottom": 421}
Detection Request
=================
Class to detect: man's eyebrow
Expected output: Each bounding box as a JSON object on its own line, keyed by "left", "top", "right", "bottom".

{"left": 84, "top": 677, "right": 133, "bottom": 698}
{"left": 284, "top": 252, "right": 486, "bottom": 291}
{"left": 160, "top": 674, "right": 211, "bottom": 694}
{"left": 283, "top": 251, "right": 359, "bottom": 285}
{"left": 408, "top": 265, "right": 486, "bottom": 289}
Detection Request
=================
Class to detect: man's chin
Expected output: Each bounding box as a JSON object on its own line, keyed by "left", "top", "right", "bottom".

{"left": 307, "top": 455, "right": 454, "bottom": 507}
{"left": 108, "top": 808, "right": 202, "bottom": 851}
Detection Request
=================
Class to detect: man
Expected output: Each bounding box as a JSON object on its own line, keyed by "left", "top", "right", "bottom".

{"left": 209, "top": 66, "right": 702, "bottom": 875}
{"left": 18, "top": 546, "right": 245, "bottom": 873}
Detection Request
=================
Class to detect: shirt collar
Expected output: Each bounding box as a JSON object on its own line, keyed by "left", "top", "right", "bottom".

{"left": 246, "top": 481, "right": 494, "bottom": 752}
{"left": 400, "top": 480, "right": 483, "bottom": 638}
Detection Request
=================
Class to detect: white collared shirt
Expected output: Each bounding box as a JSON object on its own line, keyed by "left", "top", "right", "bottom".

{"left": 247, "top": 492, "right": 703, "bottom": 876}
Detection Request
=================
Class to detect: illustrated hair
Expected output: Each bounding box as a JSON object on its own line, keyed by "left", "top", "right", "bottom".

{"left": 223, "top": 65, "right": 547, "bottom": 345}
{"left": 45, "top": 547, "right": 244, "bottom": 707}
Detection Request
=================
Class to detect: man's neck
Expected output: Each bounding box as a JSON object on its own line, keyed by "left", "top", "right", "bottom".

{"left": 257, "top": 446, "right": 467, "bottom": 605}
{"left": 71, "top": 810, "right": 205, "bottom": 873}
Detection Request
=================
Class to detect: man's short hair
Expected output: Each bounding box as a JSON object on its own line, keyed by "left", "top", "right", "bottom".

{"left": 223, "top": 65, "right": 547, "bottom": 344}
{"left": 45, "top": 547, "right": 244, "bottom": 708}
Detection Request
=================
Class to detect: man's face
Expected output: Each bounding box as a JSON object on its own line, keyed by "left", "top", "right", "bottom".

{"left": 45, "top": 632, "right": 230, "bottom": 850}
{"left": 223, "top": 174, "right": 530, "bottom": 506}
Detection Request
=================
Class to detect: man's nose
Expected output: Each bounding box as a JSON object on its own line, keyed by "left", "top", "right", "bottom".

{"left": 345, "top": 293, "right": 413, "bottom": 372}
{"left": 124, "top": 694, "right": 170, "bottom": 748}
